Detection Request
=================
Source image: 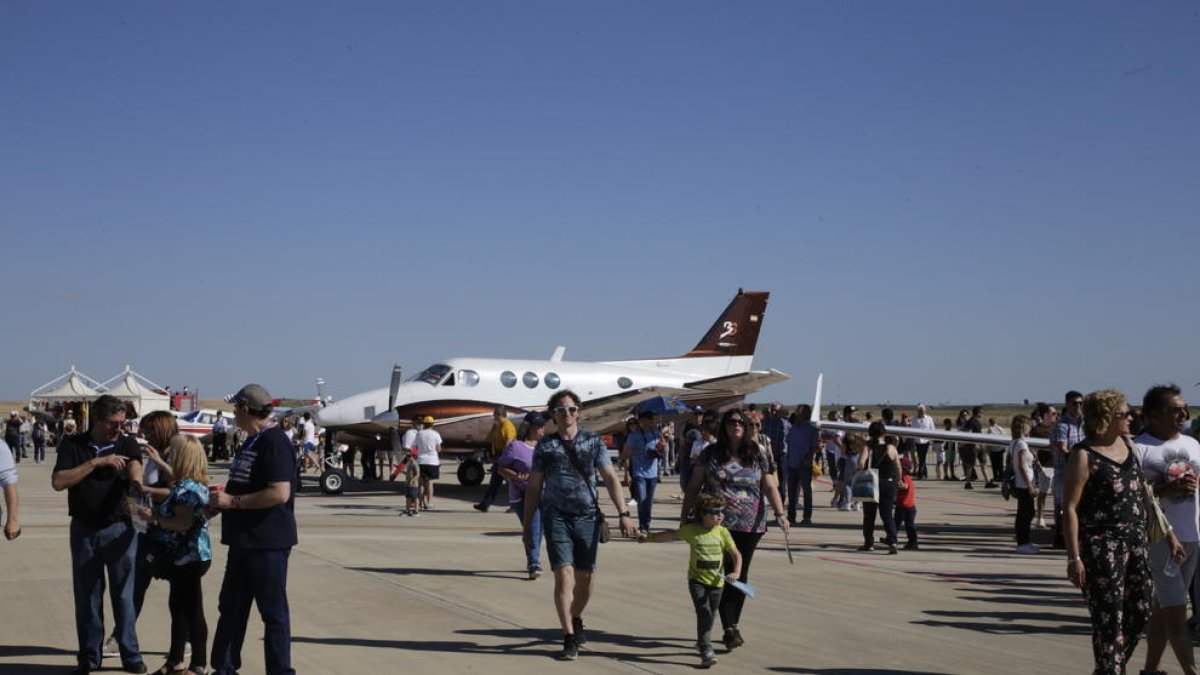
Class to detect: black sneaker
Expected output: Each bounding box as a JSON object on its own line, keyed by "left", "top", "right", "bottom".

{"left": 571, "top": 616, "right": 588, "bottom": 647}
{"left": 557, "top": 635, "right": 579, "bottom": 661}
{"left": 984, "top": 481, "right": 997, "bottom": 489}
{"left": 963, "top": 482, "right": 974, "bottom": 490}
{"left": 472, "top": 503, "right": 488, "bottom": 512}
{"left": 122, "top": 663, "right": 148, "bottom": 674}
{"left": 722, "top": 626, "right": 744, "bottom": 651}
{"left": 904, "top": 541, "right": 919, "bottom": 550}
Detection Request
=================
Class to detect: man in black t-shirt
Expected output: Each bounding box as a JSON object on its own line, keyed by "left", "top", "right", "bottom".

{"left": 51, "top": 394, "right": 146, "bottom": 674}
{"left": 4, "top": 412, "right": 20, "bottom": 463}
{"left": 209, "top": 384, "right": 298, "bottom": 675}
{"left": 960, "top": 406, "right": 985, "bottom": 490}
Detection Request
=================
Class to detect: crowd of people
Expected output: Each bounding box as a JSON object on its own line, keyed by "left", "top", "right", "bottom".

{"left": 3, "top": 382, "right": 1200, "bottom": 673}
{"left": 0, "top": 386, "right": 300, "bottom": 675}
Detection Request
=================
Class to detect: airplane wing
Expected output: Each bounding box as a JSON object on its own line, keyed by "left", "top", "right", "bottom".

{"left": 578, "top": 387, "right": 689, "bottom": 432}
{"left": 683, "top": 369, "right": 790, "bottom": 397}
{"left": 808, "top": 372, "right": 1049, "bottom": 448}
{"left": 813, "top": 420, "right": 1050, "bottom": 449}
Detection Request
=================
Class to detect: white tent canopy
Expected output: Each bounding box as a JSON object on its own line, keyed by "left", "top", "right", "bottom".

{"left": 99, "top": 365, "right": 170, "bottom": 417}
{"left": 30, "top": 366, "right": 104, "bottom": 402}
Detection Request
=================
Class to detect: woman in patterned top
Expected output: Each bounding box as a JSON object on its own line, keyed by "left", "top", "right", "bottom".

{"left": 140, "top": 434, "right": 213, "bottom": 674}
{"left": 680, "top": 408, "right": 788, "bottom": 653}
{"left": 1063, "top": 389, "right": 1184, "bottom": 675}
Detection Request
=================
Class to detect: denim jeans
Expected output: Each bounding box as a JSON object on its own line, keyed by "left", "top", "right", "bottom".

{"left": 630, "top": 476, "right": 658, "bottom": 532}
{"left": 688, "top": 580, "right": 723, "bottom": 649}
{"left": 915, "top": 444, "right": 929, "bottom": 478}
{"left": 69, "top": 519, "right": 141, "bottom": 669}
{"left": 211, "top": 547, "right": 294, "bottom": 675}
{"left": 786, "top": 465, "right": 813, "bottom": 522}
{"left": 513, "top": 495, "right": 543, "bottom": 570}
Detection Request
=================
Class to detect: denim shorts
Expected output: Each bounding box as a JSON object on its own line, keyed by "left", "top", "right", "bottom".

{"left": 543, "top": 509, "right": 600, "bottom": 572}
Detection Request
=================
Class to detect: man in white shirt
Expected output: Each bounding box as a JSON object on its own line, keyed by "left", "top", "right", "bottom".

{"left": 0, "top": 439, "right": 19, "bottom": 540}
{"left": 414, "top": 416, "right": 443, "bottom": 510}
{"left": 1137, "top": 383, "right": 1200, "bottom": 675}
{"left": 910, "top": 405, "right": 935, "bottom": 480}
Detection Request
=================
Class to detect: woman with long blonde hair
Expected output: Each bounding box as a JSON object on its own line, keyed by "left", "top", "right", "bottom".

{"left": 141, "top": 434, "right": 212, "bottom": 674}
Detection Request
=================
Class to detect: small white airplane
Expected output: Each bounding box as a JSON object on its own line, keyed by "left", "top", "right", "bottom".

{"left": 315, "top": 290, "right": 789, "bottom": 488}
{"left": 172, "top": 409, "right": 230, "bottom": 444}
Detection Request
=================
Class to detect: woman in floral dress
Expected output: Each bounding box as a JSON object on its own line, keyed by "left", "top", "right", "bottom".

{"left": 1063, "top": 389, "right": 1184, "bottom": 675}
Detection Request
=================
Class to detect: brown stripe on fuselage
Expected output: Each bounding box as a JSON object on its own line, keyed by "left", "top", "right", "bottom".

{"left": 393, "top": 400, "right": 526, "bottom": 421}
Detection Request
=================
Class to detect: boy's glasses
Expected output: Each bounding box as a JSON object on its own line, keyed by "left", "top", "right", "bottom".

{"left": 703, "top": 509, "right": 724, "bottom": 516}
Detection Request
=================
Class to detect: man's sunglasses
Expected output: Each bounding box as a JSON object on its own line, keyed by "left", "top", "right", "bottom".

{"left": 553, "top": 406, "right": 579, "bottom": 415}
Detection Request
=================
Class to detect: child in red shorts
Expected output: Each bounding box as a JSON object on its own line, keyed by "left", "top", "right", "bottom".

{"left": 895, "top": 458, "right": 919, "bottom": 550}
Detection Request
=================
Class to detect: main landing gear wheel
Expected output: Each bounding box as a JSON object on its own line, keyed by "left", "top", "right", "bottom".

{"left": 320, "top": 469, "right": 348, "bottom": 495}
{"left": 457, "top": 459, "right": 485, "bottom": 487}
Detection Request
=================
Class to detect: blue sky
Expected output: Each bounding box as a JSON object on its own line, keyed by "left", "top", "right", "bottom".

{"left": 2, "top": 2, "right": 1197, "bottom": 407}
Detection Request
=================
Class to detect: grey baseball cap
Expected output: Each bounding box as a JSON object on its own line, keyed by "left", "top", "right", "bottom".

{"left": 231, "top": 383, "right": 274, "bottom": 414}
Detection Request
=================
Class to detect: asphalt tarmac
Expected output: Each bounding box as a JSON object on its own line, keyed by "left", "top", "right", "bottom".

{"left": 1, "top": 457, "right": 1106, "bottom": 674}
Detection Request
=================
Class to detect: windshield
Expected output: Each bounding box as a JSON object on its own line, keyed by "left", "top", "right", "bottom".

{"left": 410, "top": 364, "right": 452, "bottom": 386}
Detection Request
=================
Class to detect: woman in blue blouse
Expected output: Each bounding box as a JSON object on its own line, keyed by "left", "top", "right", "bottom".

{"left": 139, "top": 434, "right": 212, "bottom": 674}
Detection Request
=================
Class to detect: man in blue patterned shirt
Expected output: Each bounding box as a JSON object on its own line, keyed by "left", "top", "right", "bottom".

{"left": 523, "top": 389, "right": 638, "bottom": 661}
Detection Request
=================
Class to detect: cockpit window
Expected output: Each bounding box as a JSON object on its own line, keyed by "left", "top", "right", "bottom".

{"left": 411, "top": 364, "right": 452, "bottom": 385}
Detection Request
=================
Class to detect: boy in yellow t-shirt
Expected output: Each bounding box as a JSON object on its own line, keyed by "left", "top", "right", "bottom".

{"left": 639, "top": 492, "right": 742, "bottom": 668}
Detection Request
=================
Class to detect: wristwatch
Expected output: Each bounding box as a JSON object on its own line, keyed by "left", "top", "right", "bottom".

{"left": 618, "top": 511, "right": 632, "bottom": 518}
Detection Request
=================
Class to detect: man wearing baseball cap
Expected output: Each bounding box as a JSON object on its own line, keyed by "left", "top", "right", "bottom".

{"left": 209, "top": 384, "right": 297, "bottom": 675}
{"left": 414, "top": 415, "right": 443, "bottom": 510}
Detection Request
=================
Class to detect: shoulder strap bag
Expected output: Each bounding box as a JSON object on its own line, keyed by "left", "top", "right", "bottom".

{"left": 1126, "top": 438, "right": 1172, "bottom": 545}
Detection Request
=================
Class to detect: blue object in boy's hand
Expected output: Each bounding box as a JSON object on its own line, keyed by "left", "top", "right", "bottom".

{"left": 728, "top": 579, "right": 756, "bottom": 598}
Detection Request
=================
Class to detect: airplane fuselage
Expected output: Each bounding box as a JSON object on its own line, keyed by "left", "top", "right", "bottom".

{"left": 315, "top": 354, "right": 749, "bottom": 451}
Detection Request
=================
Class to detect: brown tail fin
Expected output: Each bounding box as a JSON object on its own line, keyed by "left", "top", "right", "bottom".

{"left": 682, "top": 290, "right": 769, "bottom": 358}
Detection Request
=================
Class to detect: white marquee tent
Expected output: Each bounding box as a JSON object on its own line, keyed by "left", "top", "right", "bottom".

{"left": 30, "top": 366, "right": 104, "bottom": 403}
{"left": 99, "top": 366, "right": 170, "bottom": 417}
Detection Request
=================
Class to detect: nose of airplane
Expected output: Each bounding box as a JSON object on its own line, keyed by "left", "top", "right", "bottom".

{"left": 314, "top": 402, "right": 356, "bottom": 427}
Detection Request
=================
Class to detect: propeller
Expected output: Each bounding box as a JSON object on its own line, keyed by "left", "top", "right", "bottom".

{"left": 388, "top": 365, "right": 403, "bottom": 411}
{"left": 389, "top": 365, "right": 404, "bottom": 456}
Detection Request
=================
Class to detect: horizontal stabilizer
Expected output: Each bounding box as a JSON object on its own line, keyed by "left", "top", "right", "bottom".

{"left": 684, "top": 369, "right": 790, "bottom": 397}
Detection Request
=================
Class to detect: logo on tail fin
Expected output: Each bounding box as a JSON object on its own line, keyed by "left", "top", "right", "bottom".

{"left": 684, "top": 289, "right": 769, "bottom": 358}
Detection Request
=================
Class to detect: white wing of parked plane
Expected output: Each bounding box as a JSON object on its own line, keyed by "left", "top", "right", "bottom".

{"left": 575, "top": 386, "right": 689, "bottom": 432}
{"left": 809, "top": 373, "right": 1050, "bottom": 448}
